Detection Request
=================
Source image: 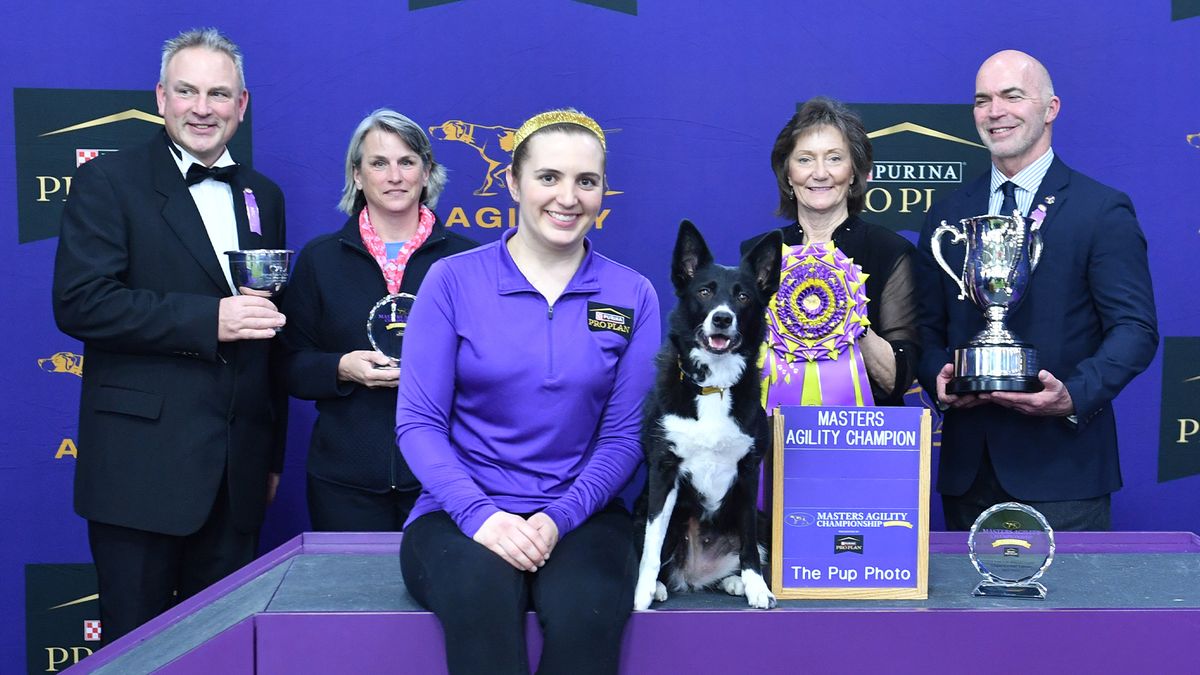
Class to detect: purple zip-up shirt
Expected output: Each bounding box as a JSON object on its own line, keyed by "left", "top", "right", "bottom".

{"left": 396, "top": 228, "right": 660, "bottom": 538}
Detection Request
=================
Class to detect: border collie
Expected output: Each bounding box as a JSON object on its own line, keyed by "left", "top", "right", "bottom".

{"left": 634, "top": 220, "right": 782, "bottom": 610}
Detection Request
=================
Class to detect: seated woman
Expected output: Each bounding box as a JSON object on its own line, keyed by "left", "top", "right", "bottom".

{"left": 281, "top": 109, "right": 476, "bottom": 531}
{"left": 742, "top": 97, "right": 919, "bottom": 408}
{"left": 396, "top": 109, "right": 660, "bottom": 675}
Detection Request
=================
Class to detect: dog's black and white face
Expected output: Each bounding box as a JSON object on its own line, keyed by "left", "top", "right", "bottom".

{"left": 670, "top": 220, "right": 782, "bottom": 384}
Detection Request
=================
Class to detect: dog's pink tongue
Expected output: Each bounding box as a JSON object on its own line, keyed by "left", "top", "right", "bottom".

{"left": 710, "top": 335, "right": 730, "bottom": 350}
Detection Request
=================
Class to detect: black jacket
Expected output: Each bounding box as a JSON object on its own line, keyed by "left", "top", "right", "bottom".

{"left": 281, "top": 211, "right": 477, "bottom": 492}
{"left": 53, "top": 131, "right": 288, "bottom": 536}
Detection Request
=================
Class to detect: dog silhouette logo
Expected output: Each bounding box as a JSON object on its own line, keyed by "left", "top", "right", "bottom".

{"left": 1188, "top": 132, "right": 1200, "bottom": 149}
{"left": 39, "top": 351, "right": 83, "bottom": 377}
{"left": 785, "top": 512, "right": 815, "bottom": 527}
{"left": 430, "top": 118, "right": 623, "bottom": 197}
{"left": 429, "top": 120, "right": 516, "bottom": 196}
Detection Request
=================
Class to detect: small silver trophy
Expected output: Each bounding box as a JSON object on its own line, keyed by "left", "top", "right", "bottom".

{"left": 225, "top": 249, "right": 294, "bottom": 296}
{"left": 968, "top": 502, "right": 1055, "bottom": 599}
{"left": 367, "top": 293, "right": 416, "bottom": 370}
{"left": 931, "top": 213, "right": 1043, "bottom": 393}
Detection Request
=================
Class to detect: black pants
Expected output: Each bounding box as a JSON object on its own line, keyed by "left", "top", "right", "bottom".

{"left": 942, "top": 449, "right": 1112, "bottom": 531}
{"left": 400, "top": 504, "right": 637, "bottom": 675}
{"left": 306, "top": 474, "right": 419, "bottom": 531}
{"left": 87, "top": 477, "right": 256, "bottom": 646}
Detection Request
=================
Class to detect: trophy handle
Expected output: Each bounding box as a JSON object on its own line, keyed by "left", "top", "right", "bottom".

{"left": 931, "top": 221, "right": 969, "bottom": 300}
{"left": 1028, "top": 220, "right": 1044, "bottom": 271}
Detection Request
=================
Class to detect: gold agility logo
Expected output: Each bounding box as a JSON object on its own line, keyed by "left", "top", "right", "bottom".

{"left": 1188, "top": 131, "right": 1200, "bottom": 149}
{"left": 429, "top": 120, "right": 516, "bottom": 196}
{"left": 39, "top": 351, "right": 84, "bottom": 460}
{"left": 38, "top": 351, "right": 84, "bottom": 377}
{"left": 429, "top": 116, "right": 620, "bottom": 230}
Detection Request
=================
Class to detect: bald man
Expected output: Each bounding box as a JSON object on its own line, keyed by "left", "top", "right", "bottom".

{"left": 915, "top": 50, "right": 1158, "bottom": 531}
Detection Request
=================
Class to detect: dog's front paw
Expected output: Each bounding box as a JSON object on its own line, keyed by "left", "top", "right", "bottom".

{"left": 742, "top": 570, "right": 776, "bottom": 609}
{"left": 654, "top": 580, "right": 668, "bottom": 602}
{"left": 633, "top": 575, "right": 659, "bottom": 610}
{"left": 719, "top": 575, "right": 745, "bottom": 597}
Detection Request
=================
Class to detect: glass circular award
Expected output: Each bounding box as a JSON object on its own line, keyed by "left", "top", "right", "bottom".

{"left": 367, "top": 293, "right": 415, "bottom": 370}
{"left": 967, "top": 502, "right": 1055, "bottom": 599}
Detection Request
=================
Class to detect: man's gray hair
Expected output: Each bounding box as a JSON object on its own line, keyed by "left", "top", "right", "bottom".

{"left": 339, "top": 109, "right": 448, "bottom": 215}
{"left": 160, "top": 28, "right": 245, "bottom": 90}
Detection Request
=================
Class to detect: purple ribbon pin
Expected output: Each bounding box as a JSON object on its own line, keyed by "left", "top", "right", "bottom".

{"left": 244, "top": 188, "right": 261, "bottom": 235}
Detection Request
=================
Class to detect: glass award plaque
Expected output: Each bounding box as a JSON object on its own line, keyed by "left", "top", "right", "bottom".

{"left": 367, "top": 293, "right": 415, "bottom": 370}
{"left": 968, "top": 502, "right": 1055, "bottom": 599}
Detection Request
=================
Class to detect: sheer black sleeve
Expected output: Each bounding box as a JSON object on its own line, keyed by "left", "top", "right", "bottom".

{"left": 871, "top": 250, "right": 920, "bottom": 405}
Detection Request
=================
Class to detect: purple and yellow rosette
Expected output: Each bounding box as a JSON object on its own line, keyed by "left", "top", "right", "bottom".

{"left": 760, "top": 241, "right": 874, "bottom": 409}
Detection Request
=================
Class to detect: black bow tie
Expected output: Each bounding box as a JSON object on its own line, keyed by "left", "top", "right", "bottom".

{"left": 185, "top": 163, "right": 238, "bottom": 186}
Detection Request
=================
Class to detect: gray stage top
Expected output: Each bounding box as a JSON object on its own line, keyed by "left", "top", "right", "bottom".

{"left": 84, "top": 532, "right": 1200, "bottom": 674}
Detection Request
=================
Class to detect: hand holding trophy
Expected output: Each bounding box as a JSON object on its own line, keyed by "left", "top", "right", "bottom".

{"left": 367, "top": 293, "right": 416, "bottom": 370}
{"left": 225, "top": 249, "right": 293, "bottom": 335}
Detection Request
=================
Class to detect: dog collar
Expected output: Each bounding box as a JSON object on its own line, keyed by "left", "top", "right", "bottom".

{"left": 677, "top": 357, "right": 726, "bottom": 398}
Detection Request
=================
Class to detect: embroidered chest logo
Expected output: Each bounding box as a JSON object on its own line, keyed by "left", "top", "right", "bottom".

{"left": 587, "top": 302, "right": 633, "bottom": 340}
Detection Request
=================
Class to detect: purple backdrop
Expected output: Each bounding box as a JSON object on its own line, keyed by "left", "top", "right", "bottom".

{"left": 3, "top": 0, "right": 1198, "bottom": 669}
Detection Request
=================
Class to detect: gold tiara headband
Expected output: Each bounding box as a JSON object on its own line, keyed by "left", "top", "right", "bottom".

{"left": 512, "top": 110, "right": 606, "bottom": 152}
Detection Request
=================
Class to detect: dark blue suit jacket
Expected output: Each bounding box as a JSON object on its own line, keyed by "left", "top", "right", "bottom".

{"left": 915, "top": 156, "right": 1158, "bottom": 501}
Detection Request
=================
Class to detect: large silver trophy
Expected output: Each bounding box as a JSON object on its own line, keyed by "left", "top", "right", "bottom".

{"left": 931, "top": 213, "right": 1043, "bottom": 394}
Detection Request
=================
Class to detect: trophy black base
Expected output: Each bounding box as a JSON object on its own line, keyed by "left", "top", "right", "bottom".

{"left": 972, "top": 580, "right": 1047, "bottom": 599}
{"left": 947, "top": 375, "right": 1043, "bottom": 395}
{"left": 949, "top": 344, "right": 1043, "bottom": 394}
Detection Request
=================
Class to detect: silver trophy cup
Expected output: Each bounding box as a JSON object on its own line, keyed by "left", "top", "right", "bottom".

{"left": 931, "top": 213, "right": 1043, "bottom": 394}
{"left": 225, "top": 249, "right": 294, "bottom": 296}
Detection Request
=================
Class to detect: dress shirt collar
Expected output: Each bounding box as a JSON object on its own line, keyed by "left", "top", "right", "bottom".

{"left": 167, "top": 136, "right": 236, "bottom": 179}
{"left": 989, "top": 147, "right": 1055, "bottom": 198}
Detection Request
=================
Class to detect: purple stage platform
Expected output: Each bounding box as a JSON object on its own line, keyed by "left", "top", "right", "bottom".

{"left": 67, "top": 531, "right": 1200, "bottom": 674}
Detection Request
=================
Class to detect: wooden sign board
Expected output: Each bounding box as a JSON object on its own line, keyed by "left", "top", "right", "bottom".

{"left": 770, "top": 405, "right": 931, "bottom": 599}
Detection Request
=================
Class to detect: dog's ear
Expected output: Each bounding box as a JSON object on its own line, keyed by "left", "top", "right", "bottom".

{"left": 743, "top": 230, "right": 783, "bottom": 297}
{"left": 672, "top": 220, "right": 713, "bottom": 291}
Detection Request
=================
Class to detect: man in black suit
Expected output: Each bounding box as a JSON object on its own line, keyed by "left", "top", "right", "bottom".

{"left": 916, "top": 50, "right": 1158, "bottom": 531}
{"left": 52, "top": 28, "right": 287, "bottom": 644}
